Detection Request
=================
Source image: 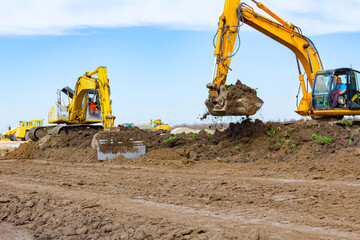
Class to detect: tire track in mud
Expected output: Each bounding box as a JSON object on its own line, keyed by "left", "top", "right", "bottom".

{"left": 1, "top": 169, "right": 360, "bottom": 239}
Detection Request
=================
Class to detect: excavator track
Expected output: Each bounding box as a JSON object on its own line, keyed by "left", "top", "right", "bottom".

{"left": 29, "top": 125, "right": 103, "bottom": 141}
{"left": 28, "top": 127, "right": 51, "bottom": 141}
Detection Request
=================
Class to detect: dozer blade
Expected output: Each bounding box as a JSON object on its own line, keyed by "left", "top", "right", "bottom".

{"left": 205, "top": 85, "right": 263, "bottom": 116}
{"left": 92, "top": 129, "right": 146, "bottom": 161}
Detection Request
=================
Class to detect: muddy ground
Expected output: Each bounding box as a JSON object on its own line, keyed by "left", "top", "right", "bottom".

{"left": 1, "top": 119, "right": 360, "bottom": 239}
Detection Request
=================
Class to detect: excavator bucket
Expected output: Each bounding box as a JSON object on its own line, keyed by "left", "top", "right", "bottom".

{"left": 92, "top": 128, "right": 146, "bottom": 160}
{"left": 205, "top": 82, "right": 263, "bottom": 116}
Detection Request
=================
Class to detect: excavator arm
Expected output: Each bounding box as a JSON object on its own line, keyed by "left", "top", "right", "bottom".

{"left": 207, "top": 0, "right": 323, "bottom": 116}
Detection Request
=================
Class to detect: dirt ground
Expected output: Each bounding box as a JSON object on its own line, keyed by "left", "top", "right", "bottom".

{"left": 1, "top": 119, "right": 360, "bottom": 239}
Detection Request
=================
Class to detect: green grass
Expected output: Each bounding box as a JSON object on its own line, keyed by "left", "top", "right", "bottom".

{"left": 311, "top": 133, "right": 333, "bottom": 143}
{"left": 267, "top": 128, "right": 275, "bottom": 137}
{"left": 163, "top": 136, "right": 176, "bottom": 143}
{"left": 233, "top": 145, "right": 242, "bottom": 151}
{"left": 337, "top": 120, "right": 353, "bottom": 126}
{"left": 291, "top": 144, "right": 296, "bottom": 152}
{"left": 346, "top": 120, "right": 353, "bottom": 126}
{"left": 191, "top": 133, "right": 197, "bottom": 139}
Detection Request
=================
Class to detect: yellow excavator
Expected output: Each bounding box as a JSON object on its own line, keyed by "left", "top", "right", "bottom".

{"left": 29, "top": 67, "right": 115, "bottom": 140}
{"left": 206, "top": 0, "right": 360, "bottom": 118}
{"left": 150, "top": 119, "right": 170, "bottom": 132}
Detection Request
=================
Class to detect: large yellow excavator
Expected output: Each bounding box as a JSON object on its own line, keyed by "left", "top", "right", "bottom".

{"left": 206, "top": 0, "right": 360, "bottom": 118}
{"left": 29, "top": 67, "right": 115, "bottom": 140}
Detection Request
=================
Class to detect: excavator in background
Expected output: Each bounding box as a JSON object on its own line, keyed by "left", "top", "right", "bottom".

{"left": 2, "top": 120, "right": 43, "bottom": 141}
{"left": 29, "top": 67, "right": 116, "bottom": 140}
{"left": 206, "top": 0, "right": 360, "bottom": 118}
{"left": 150, "top": 119, "right": 170, "bottom": 132}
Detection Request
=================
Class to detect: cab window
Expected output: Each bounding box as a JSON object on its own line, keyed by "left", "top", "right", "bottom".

{"left": 313, "top": 74, "right": 332, "bottom": 109}
{"left": 351, "top": 72, "right": 360, "bottom": 105}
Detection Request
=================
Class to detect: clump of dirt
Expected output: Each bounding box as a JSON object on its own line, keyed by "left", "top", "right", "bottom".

{"left": 227, "top": 80, "right": 263, "bottom": 104}
{"left": 203, "top": 80, "right": 263, "bottom": 119}
{"left": 0, "top": 193, "right": 158, "bottom": 239}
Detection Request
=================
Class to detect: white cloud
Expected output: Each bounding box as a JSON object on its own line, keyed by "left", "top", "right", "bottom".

{"left": 0, "top": 0, "right": 360, "bottom": 36}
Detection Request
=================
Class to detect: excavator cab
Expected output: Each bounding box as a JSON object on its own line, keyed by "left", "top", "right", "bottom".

{"left": 312, "top": 68, "right": 360, "bottom": 111}
{"left": 86, "top": 91, "right": 102, "bottom": 120}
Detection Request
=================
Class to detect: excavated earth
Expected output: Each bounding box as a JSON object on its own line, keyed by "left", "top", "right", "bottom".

{"left": 1, "top": 119, "right": 360, "bottom": 239}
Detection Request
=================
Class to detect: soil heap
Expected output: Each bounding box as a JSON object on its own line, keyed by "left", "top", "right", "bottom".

{"left": 3, "top": 119, "right": 360, "bottom": 166}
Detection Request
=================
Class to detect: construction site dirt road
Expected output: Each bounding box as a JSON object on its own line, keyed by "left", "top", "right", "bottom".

{"left": 1, "top": 119, "right": 360, "bottom": 239}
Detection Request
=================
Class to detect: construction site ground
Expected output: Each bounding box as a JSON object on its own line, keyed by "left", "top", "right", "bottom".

{"left": 1, "top": 119, "right": 360, "bottom": 239}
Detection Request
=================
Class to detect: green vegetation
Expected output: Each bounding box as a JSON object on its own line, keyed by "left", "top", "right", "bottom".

{"left": 191, "top": 133, "right": 197, "bottom": 139}
{"left": 232, "top": 145, "right": 242, "bottom": 151}
{"left": 163, "top": 136, "right": 176, "bottom": 143}
{"left": 356, "top": 128, "right": 360, "bottom": 133}
{"left": 346, "top": 120, "right": 353, "bottom": 126}
{"left": 348, "top": 139, "right": 353, "bottom": 145}
{"left": 267, "top": 128, "right": 275, "bottom": 137}
{"left": 337, "top": 120, "right": 353, "bottom": 126}
{"left": 311, "top": 133, "right": 333, "bottom": 143}
{"left": 290, "top": 144, "right": 296, "bottom": 152}
{"left": 207, "top": 133, "right": 213, "bottom": 138}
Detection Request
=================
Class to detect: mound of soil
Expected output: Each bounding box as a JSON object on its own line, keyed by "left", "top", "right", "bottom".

{"left": 4, "top": 142, "right": 39, "bottom": 160}
{"left": 3, "top": 119, "right": 360, "bottom": 164}
{"left": 3, "top": 128, "right": 98, "bottom": 162}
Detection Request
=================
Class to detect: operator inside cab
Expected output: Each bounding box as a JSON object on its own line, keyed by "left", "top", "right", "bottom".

{"left": 331, "top": 77, "right": 347, "bottom": 108}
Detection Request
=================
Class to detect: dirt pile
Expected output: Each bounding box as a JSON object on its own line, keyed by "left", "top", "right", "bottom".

{"left": 4, "top": 141, "right": 39, "bottom": 160}
{"left": 3, "top": 128, "right": 98, "bottom": 162}
{"left": 2, "top": 119, "right": 360, "bottom": 164}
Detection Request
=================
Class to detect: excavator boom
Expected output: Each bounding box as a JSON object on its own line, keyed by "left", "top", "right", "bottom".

{"left": 207, "top": 0, "right": 360, "bottom": 118}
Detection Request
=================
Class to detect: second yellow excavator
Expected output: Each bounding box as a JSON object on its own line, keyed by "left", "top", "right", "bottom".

{"left": 206, "top": 0, "right": 360, "bottom": 118}
{"left": 29, "top": 67, "right": 116, "bottom": 140}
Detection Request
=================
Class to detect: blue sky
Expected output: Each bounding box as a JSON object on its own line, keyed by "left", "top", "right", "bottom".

{"left": 1, "top": 0, "right": 360, "bottom": 132}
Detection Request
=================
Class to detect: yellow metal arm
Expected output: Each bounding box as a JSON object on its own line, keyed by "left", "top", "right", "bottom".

{"left": 209, "top": 0, "right": 324, "bottom": 116}
{"left": 208, "top": 0, "right": 241, "bottom": 97}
